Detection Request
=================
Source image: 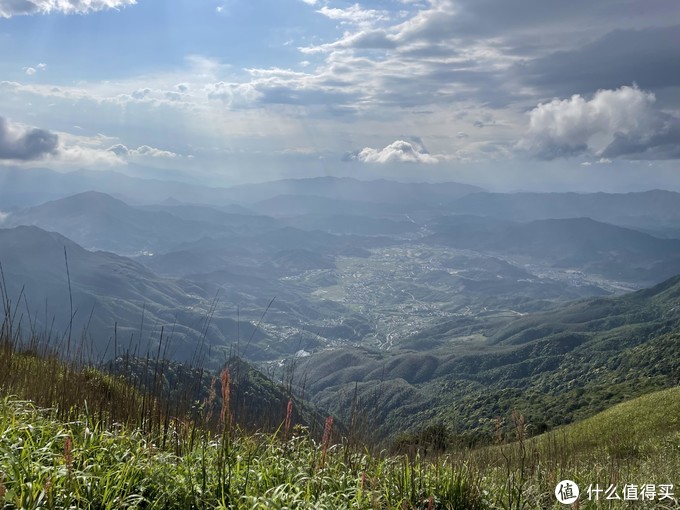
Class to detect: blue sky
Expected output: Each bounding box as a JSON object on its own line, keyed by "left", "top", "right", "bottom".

{"left": 1, "top": 0, "right": 680, "bottom": 191}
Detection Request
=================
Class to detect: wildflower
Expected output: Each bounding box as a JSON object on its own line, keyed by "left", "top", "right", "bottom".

{"left": 320, "top": 415, "right": 333, "bottom": 469}
{"left": 322, "top": 416, "right": 333, "bottom": 446}
{"left": 220, "top": 368, "right": 231, "bottom": 429}
{"left": 44, "top": 477, "right": 53, "bottom": 501}
{"left": 64, "top": 436, "right": 74, "bottom": 479}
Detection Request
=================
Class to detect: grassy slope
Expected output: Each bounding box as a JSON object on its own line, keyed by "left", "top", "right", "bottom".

{"left": 537, "top": 386, "right": 680, "bottom": 456}
{"left": 1, "top": 380, "right": 678, "bottom": 508}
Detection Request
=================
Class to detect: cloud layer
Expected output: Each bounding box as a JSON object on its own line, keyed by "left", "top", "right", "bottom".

{"left": 0, "top": 116, "right": 58, "bottom": 160}
{"left": 0, "top": 0, "right": 135, "bottom": 18}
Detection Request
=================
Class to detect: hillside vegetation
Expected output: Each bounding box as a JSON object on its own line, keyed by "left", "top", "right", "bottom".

{"left": 304, "top": 274, "right": 680, "bottom": 442}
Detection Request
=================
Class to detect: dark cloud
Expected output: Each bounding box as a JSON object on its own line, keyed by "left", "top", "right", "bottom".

{"left": 0, "top": 116, "right": 59, "bottom": 160}
{"left": 381, "top": 1, "right": 680, "bottom": 108}
{"left": 601, "top": 115, "right": 680, "bottom": 160}
{"left": 520, "top": 26, "right": 680, "bottom": 97}
{"left": 408, "top": 0, "right": 680, "bottom": 42}
{"left": 0, "top": 0, "right": 42, "bottom": 17}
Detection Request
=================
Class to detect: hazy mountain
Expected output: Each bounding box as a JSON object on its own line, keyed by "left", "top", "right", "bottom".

{"left": 141, "top": 227, "right": 391, "bottom": 278}
{"left": 140, "top": 203, "right": 279, "bottom": 235}
{"left": 281, "top": 214, "right": 420, "bottom": 236}
{"left": 0, "top": 167, "right": 482, "bottom": 209}
{"left": 221, "top": 177, "right": 483, "bottom": 204}
{"left": 450, "top": 190, "right": 680, "bottom": 236}
{"left": 0, "top": 166, "right": 240, "bottom": 207}
{"left": 2, "top": 191, "right": 238, "bottom": 255}
{"left": 0, "top": 225, "right": 270, "bottom": 361}
{"left": 150, "top": 199, "right": 257, "bottom": 216}
{"left": 426, "top": 216, "right": 680, "bottom": 284}
{"left": 249, "top": 194, "right": 404, "bottom": 218}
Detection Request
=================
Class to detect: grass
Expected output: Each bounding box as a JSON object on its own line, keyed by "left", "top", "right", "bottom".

{"left": 537, "top": 386, "right": 680, "bottom": 457}
{"left": 0, "top": 359, "right": 678, "bottom": 509}
{"left": 0, "top": 397, "right": 489, "bottom": 509}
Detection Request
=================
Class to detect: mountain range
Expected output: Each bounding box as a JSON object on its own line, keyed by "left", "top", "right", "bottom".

{"left": 2, "top": 169, "right": 680, "bottom": 442}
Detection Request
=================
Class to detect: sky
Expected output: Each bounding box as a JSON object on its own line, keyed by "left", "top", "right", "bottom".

{"left": 1, "top": 0, "right": 680, "bottom": 191}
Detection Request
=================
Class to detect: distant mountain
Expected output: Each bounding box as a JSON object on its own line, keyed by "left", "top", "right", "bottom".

{"left": 490, "top": 273, "right": 680, "bottom": 346}
{"left": 248, "top": 194, "right": 438, "bottom": 224}
{"left": 282, "top": 213, "right": 420, "bottom": 236}
{"left": 426, "top": 216, "right": 680, "bottom": 284}
{"left": 221, "top": 176, "right": 483, "bottom": 204}
{"left": 142, "top": 227, "right": 392, "bottom": 278}
{"left": 250, "top": 194, "right": 400, "bottom": 218}
{"left": 140, "top": 203, "right": 279, "bottom": 235}
{"left": 0, "top": 166, "right": 238, "bottom": 207}
{"left": 144, "top": 202, "right": 258, "bottom": 219}
{"left": 0, "top": 226, "right": 270, "bottom": 361}
{"left": 449, "top": 190, "right": 680, "bottom": 235}
{"left": 0, "top": 167, "right": 482, "bottom": 209}
{"left": 2, "top": 191, "right": 238, "bottom": 255}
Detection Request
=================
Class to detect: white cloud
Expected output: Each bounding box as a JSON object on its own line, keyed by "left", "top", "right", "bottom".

{"left": 107, "top": 143, "right": 178, "bottom": 159}
{"left": 206, "top": 81, "right": 260, "bottom": 107}
{"left": 518, "top": 85, "right": 680, "bottom": 160}
{"left": 0, "top": 0, "right": 136, "bottom": 18}
{"left": 134, "top": 145, "right": 177, "bottom": 158}
{"left": 0, "top": 211, "right": 10, "bottom": 223}
{"left": 317, "top": 4, "right": 388, "bottom": 26}
{"left": 55, "top": 144, "right": 122, "bottom": 167}
{"left": 351, "top": 139, "right": 440, "bottom": 164}
{"left": 23, "top": 63, "right": 47, "bottom": 76}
